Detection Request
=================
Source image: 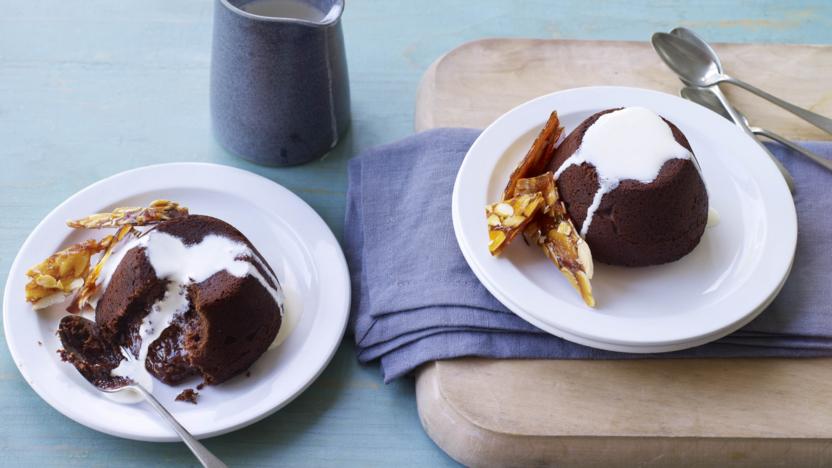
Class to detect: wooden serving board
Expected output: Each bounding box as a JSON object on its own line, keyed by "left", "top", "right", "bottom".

{"left": 414, "top": 38, "right": 832, "bottom": 467}
{"left": 415, "top": 38, "right": 832, "bottom": 139}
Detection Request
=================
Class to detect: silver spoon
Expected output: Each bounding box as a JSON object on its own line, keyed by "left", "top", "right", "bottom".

{"left": 652, "top": 31, "right": 832, "bottom": 136}
{"left": 662, "top": 28, "right": 795, "bottom": 191}
{"left": 58, "top": 321, "right": 226, "bottom": 467}
{"left": 682, "top": 86, "right": 832, "bottom": 173}
{"left": 103, "top": 353, "right": 227, "bottom": 468}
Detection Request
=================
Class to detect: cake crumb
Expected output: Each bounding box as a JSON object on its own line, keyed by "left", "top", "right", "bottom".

{"left": 37, "top": 341, "right": 42, "bottom": 346}
{"left": 175, "top": 388, "right": 199, "bottom": 404}
{"left": 245, "top": 371, "right": 251, "bottom": 378}
{"left": 196, "top": 383, "right": 205, "bottom": 390}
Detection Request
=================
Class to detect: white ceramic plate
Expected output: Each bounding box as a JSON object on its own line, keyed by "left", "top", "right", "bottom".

{"left": 453, "top": 87, "right": 796, "bottom": 353}
{"left": 3, "top": 163, "right": 350, "bottom": 441}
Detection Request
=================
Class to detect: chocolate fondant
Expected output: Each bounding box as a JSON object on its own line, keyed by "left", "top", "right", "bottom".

{"left": 59, "top": 215, "right": 282, "bottom": 388}
{"left": 548, "top": 109, "right": 708, "bottom": 266}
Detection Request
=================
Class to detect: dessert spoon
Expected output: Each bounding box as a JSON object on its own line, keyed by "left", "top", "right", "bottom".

{"left": 652, "top": 31, "right": 832, "bottom": 136}
{"left": 101, "top": 358, "right": 227, "bottom": 468}
{"left": 653, "top": 29, "right": 795, "bottom": 191}
{"left": 60, "top": 326, "right": 227, "bottom": 467}
{"left": 682, "top": 86, "right": 832, "bottom": 173}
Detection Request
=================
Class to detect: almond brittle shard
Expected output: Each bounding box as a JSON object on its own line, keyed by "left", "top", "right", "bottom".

{"left": 486, "top": 192, "right": 544, "bottom": 256}
{"left": 67, "top": 225, "right": 136, "bottom": 313}
{"left": 27, "top": 199, "right": 188, "bottom": 313}
{"left": 67, "top": 199, "right": 188, "bottom": 229}
{"left": 25, "top": 239, "right": 109, "bottom": 310}
{"left": 541, "top": 223, "right": 595, "bottom": 308}
{"left": 503, "top": 111, "right": 563, "bottom": 200}
{"left": 515, "top": 172, "right": 595, "bottom": 307}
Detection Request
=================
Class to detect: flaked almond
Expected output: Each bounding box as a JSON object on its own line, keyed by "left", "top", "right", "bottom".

{"left": 577, "top": 238, "right": 594, "bottom": 279}
{"left": 502, "top": 215, "right": 525, "bottom": 228}
{"left": 494, "top": 203, "right": 514, "bottom": 217}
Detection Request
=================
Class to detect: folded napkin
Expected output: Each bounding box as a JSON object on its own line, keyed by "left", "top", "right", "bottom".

{"left": 345, "top": 128, "right": 832, "bottom": 382}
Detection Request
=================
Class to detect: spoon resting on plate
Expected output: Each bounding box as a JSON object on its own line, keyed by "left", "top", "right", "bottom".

{"left": 58, "top": 319, "right": 227, "bottom": 468}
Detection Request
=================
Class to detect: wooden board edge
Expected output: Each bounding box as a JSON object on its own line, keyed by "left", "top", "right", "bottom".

{"left": 415, "top": 38, "right": 518, "bottom": 132}
{"left": 414, "top": 52, "right": 441, "bottom": 132}
{"left": 415, "top": 363, "right": 832, "bottom": 467}
{"left": 414, "top": 37, "right": 832, "bottom": 140}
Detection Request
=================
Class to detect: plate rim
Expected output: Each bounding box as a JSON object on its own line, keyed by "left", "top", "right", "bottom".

{"left": 452, "top": 85, "right": 797, "bottom": 350}
{"left": 3, "top": 162, "right": 351, "bottom": 441}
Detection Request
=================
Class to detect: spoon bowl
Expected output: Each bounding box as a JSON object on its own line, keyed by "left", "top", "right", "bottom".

{"left": 670, "top": 27, "right": 725, "bottom": 74}
{"left": 651, "top": 32, "right": 722, "bottom": 87}
{"left": 60, "top": 344, "right": 228, "bottom": 468}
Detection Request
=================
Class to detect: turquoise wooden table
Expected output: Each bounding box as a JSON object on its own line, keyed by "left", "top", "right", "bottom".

{"left": 2, "top": 1, "right": 830, "bottom": 466}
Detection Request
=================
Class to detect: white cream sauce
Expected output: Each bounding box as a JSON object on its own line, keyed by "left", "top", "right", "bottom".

{"left": 707, "top": 207, "right": 720, "bottom": 228}
{"left": 554, "top": 107, "right": 693, "bottom": 237}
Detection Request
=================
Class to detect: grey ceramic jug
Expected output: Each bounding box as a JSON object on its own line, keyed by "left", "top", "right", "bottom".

{"left": 211, "top": 0, "right": 350, "bottom": 166}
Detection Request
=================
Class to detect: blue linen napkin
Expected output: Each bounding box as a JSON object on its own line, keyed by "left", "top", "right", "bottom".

{"left": 345, "top": 129, "right": 832, "bottom": 382}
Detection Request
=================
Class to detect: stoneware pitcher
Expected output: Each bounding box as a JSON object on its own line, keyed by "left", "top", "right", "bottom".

{"left": 211, "top": 0, "right": 350, "bottom": 166}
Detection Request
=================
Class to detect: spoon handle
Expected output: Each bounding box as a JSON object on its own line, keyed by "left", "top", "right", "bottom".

{"left": 753, "top": 128, "right": 832, "bottom": 173}
{"left": 724, "top": 77, "right": 832, "bottom": 136}
{"left": 133, "top": 385, "right": 228, "bottom": 468}
{"left": 707, "top": 85, "right": 796, "bottom": 192}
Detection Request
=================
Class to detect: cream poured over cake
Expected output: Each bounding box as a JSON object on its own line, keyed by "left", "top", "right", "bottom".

{"left": 58, "top": 215, "right": 284, "bottom": 391}
{"left": 548, "top": 107, "right": 708, "bottom": 266}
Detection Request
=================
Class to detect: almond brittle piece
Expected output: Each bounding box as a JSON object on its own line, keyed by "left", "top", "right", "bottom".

{"left": 514, "top": 172, "right": 559, "bottom": 214}
{"left": 503, "top": 111, "right": 563, "bottom": 200}
{"left": 486, "top": 192, "right": 544, "bottom": 256}
{"left": 25, "top": 239, "right": 108, "bottom": 310}
{"left": 515, "top": 172, "right": 595, "bottom": 307}
{"left": 67, "top": 199, "right": 188, "bottom": 229}
{"left": 541, "top": 222, "right": 595, "bottom": 307}
{"left": 67, "top": 225, "right": 136, "bottom": 313}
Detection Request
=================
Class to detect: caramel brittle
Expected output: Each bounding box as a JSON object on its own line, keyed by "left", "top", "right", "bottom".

{"left": 67, "top": 225, "right": 136, "bottom": 313}
{"left": 484, "top": 108, "right": 596, "bottom": 307}
{"left": 67, "top": 199, "right": 188, "bottom": 229}
{"left": 503, "top": 111, "right": 563, "bottom": 200}
{"left": 27, "top": 200, "right": 187, "bottom": 313}
{"left": 515, "top": 172, "right": 595, "bottom": 307}
{"left": 25, "top": 239, "right": 108, "bottom": 310}
{"left": 486, "top": 193, "right": 544, "bottom": 256}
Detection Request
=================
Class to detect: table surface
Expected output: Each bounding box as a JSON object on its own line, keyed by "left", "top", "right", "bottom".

{"left": 2, "top": 1, "right": 830, "bottom": 466}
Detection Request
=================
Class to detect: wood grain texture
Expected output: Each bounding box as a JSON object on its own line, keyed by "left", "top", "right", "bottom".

{"left": 415, "top": 38, "right": 832, "bottom": 140}
{"left": 417, "top": 363, "right": 832, "bottom": 468}
{"left": 430, "top": 358, "right": 832, "bottom": 438}
{"left": 414, "top": 38, "right": 832, "bottom": 467}
{"left": 2, "top": 0, "right": 831, "bottom": 466}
